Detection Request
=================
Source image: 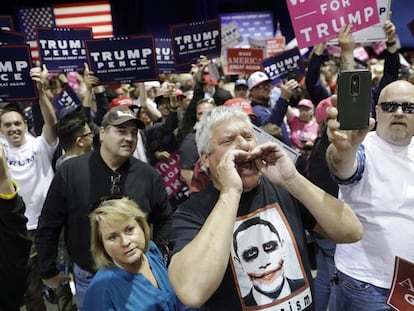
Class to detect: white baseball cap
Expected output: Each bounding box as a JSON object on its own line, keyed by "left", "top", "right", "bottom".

{"left": 247, "top": 71, "right": 272, "bottom": 90}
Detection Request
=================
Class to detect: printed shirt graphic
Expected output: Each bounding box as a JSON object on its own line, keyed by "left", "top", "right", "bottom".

{"left": 230, "top": 205, "right": 312, "bottom": 310}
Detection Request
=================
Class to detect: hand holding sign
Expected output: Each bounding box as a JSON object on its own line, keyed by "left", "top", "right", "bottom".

{"left": 165, "top": 83, "right": 178, "bottom": 110}
{"left": 338, "top": 24, "right": 355, "bottom": 53}
{"left": 338, "top": 24, "right": 355, "bottom": 71}
{"left": 29, "top": 64, "right": 49, "bottom": 91}
{"left": 83, "top": 63, "right": 100, "bottom": 90}
{"left": 383, "top": 19, "right": 398, "bottom": 53}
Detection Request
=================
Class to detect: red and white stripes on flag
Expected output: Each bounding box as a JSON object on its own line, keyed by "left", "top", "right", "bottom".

{"left": 17, "top": 1, "right": 113, "bottom": 63}
{"left": 53, "top": 1, "right": 113, "bottom": 38}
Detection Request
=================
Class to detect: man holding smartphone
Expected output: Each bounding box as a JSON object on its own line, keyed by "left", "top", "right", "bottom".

{"left": 326, "top": 80, "right": 414, "bottom": 311}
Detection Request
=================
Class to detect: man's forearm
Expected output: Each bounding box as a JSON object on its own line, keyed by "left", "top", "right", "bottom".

{"left": 38, "top": 91, "right": 58, "bottom": 145}
{"left": 284, "top": 172, "right": 362, "bottom": 243}
{"left": 326, "top": 143, "right": 358, "bottom": 180}
{"left": 340, "top": 51, "right": 354, "bottom": 71}
{"left": 168, "top": 191, "right": 241, "bottom": 307}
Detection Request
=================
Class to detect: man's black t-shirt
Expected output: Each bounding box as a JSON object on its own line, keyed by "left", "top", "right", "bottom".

{"left": 171, "top": 176, "right": 315, "bottom": 310}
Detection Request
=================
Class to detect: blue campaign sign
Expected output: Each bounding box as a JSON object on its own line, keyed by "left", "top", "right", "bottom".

{"left": 171, "top": 19, "right": 221, "bottom": 66}
{"left": 37, "top": 27, "right": 92, "bottom": 72}
{"left": 0, "top": 45, "right": 38, "bottom": 102}
{"left": 51, "top": 84, "right": 82, "bottom": 120}
{"left": 262, "top": 48, "right": 305, "bottom": 86}
{"left": 155, "top": 38, "right": 175, "bottom": 74}
{"left": 0, "top": 15, "right": 13, "bottom": 31}
{"left": 85, "top": 36, "right": 158, "bottom": 84}
{"left": 0, "top": 30, "right": 26, "bottom": 45}
{"left": 219, "top": 12, "right": 274, "bottom": 48}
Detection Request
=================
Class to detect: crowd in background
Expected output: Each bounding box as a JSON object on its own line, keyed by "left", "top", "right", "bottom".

{"left": 1, "top": 17, "right": 414, "bottom": 311}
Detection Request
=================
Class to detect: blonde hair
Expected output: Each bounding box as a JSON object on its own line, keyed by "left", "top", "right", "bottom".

{"left": 89, "top": 197, "right": 151, "bottom": 269}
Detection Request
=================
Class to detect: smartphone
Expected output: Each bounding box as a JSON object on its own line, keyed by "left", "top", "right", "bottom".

{"left": 287, "top": 67, "right": 299, "bottom": 82}
{"left": 337, "top": 69, "right": 371, "bottom": 130}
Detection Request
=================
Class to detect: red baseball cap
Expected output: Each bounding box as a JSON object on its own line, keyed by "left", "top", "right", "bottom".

{"left": 224, "top": 98, "right": 256, "bottom": 119}
{"left": 204, "top": 75, "right": 218, "bottom": 86}
{"left": 109, "top": 96, "right": 137, "bottom": 110}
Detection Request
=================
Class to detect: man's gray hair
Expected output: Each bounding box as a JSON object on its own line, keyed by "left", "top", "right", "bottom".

{"left": 196, "top": 106, "right": 252, "bottom": 155}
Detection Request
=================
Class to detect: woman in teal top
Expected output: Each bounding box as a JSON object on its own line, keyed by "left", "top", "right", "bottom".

{"left": 83, "top": 196, "right": 177, "bottom": 310}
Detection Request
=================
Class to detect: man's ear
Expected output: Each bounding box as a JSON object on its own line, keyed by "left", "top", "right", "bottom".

{"left": 75, "top": 136, "right": 84, "bottom": 148}
{"left": 200, "top": 152, "right": 209, "bottom": 169}
{"left": 375, "top": 104, "right": 381, "bottom": 116}
{"left": 99, "top": 126, "right": 105, "bottom": 142}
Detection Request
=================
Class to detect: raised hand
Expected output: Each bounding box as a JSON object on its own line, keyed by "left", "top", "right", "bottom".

{"left": 30, "top": 64, "right": 49, "bottom": 90}
{"left": 250, "top": 142, "right": 297, "bottom": 185}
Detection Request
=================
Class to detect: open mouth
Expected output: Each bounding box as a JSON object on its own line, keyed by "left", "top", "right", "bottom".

{"left": 236, "top": 160, "right": 255, "bottom": 174}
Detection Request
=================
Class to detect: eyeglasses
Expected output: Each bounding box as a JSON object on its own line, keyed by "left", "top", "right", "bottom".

{"left": 255, "top": 83, "right": 271, "bottom": 89}
{"left": 110, "top": 172, "right": 122, "bottom": 195}
{"left": 380, "top": 102, "right": 414, "bottom": 114}
{"left": 78, "top": 131, "right": 94, "bottom": 139}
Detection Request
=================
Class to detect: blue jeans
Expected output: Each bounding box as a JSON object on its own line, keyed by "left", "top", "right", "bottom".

{"left": 73, "top": 264, "right": 95, "bottom": 311}
{"left": 335, "top": 270, "right": 392, "bottom": 311}
{"left": 314, "top": 240, "right": 336, "bottom": 311}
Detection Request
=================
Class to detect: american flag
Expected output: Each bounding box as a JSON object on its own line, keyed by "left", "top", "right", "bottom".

{"left": 17, "top": 1, "right": 113, "bottom": 63}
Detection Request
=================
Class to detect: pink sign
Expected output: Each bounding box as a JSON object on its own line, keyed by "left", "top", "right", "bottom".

{"left": 154, "top": 152, "right": 187, "bottom": 199}
{"left": 327, "top": 45, "right": 342, "bottom": 57}
{"left": 372, "top": 40, "right": 386, "bottom": 55}
{"left": 287, "top": 0, "right": 379, "bottom": 48}
{"left": 353, "top": 46, "right": 369, "bottom": 62}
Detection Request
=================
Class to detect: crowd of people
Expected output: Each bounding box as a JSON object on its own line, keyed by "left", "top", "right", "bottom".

{"left": 1, "top": 17, "right": 414, "bottom": 311}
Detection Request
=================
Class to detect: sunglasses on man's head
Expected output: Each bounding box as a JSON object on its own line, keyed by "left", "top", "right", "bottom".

{"left": 380, "top": 102, "right": 414, "bottom": 114}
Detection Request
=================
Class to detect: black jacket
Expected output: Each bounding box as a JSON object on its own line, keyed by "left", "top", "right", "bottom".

{"left": 35, "top": 151, "right": 172, "bottom": 278}
{"left": 0, "top": 195, "right": 31, "bottom": 311}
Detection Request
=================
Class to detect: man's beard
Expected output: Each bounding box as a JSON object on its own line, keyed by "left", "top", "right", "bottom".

{"left": 389, "top": 127, "right": 410, "bottom": 142}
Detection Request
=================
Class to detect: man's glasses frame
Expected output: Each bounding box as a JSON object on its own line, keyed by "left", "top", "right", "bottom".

{"left": 380, "top": 102, "right": 414, "bottom": 114}
{"left": 77, "top": 131, "right": 94, "bottom": 139}
{"left": 255, "top": 82, "right": 271, "bottom": 90}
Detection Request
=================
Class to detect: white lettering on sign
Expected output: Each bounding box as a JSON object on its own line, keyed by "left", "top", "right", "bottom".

{"left": 174, "top": 30, "right": 219, "bottom": 52}
{"left": 320, "top": 0, "right": 351, "bottom": 15}
{"left": 39, "top": 39, "right": 83, "bottom": 49}
{"left": 288, "top": 0, "right": 306, "bottom": 5}
{"left": 398, "top": 278, "right": 414, "bottom": 293}
{"left": 299, "top": 7, "right": 374, "bottom": 42}
{"left": 405, "top": 293, "right": 414, "bottom": 306}
{"left": 0, "top": 61, "right": 28, "bottom": 81}
{"left": 0, "top": 61, "right": 28, "bottom": 72}
{"left": 155, "top": 47, "right": 172, "bottom": 61}
{"left": 90, "top": 49, "right": 152, "bottom": 69}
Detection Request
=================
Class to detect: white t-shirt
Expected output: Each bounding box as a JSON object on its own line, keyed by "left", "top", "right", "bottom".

{"left": 4, "top": 135, "right": 58, "bottom": 230}
{"left": 335, "top": 132, "right": 414, "bottom": 289}
{"left": 132, "top": 130, "right": 148, "bottom": 163}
